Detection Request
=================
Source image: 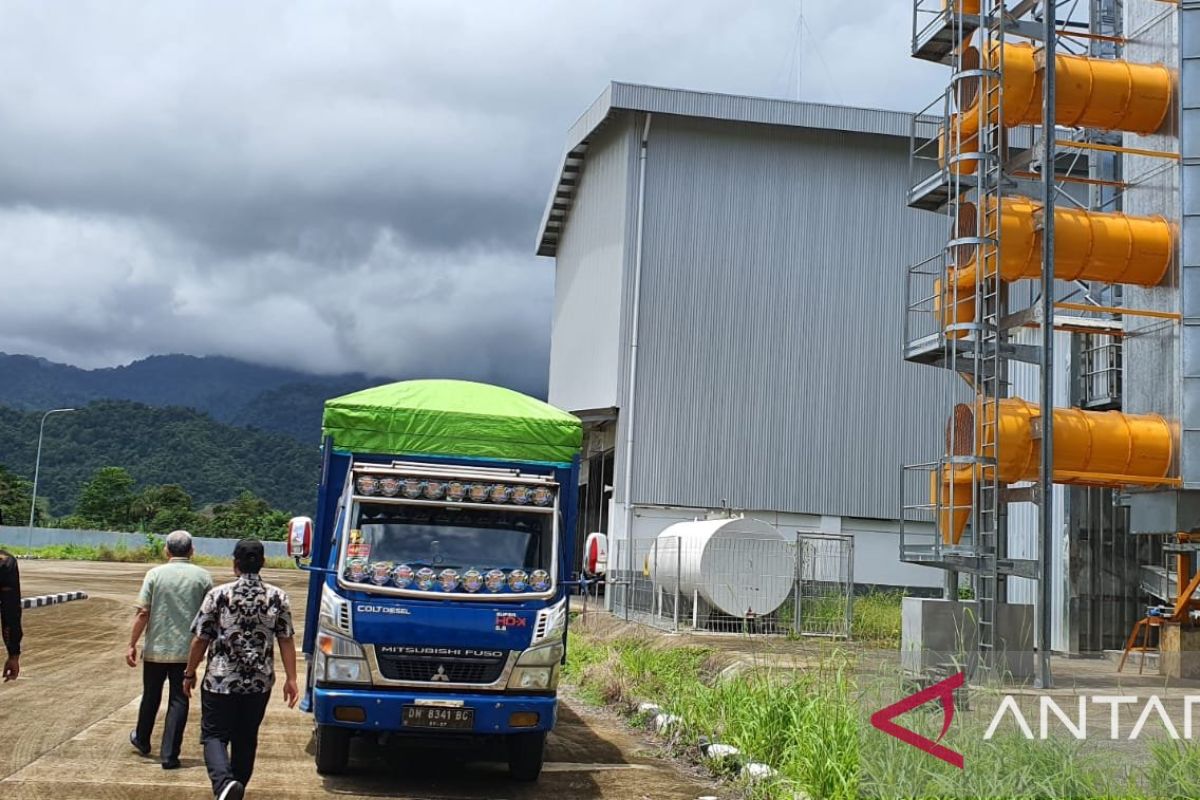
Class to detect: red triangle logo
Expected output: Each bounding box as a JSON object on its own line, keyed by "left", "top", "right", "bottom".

{"left": 869, "top": 671, "right": 965, "bottom": 769}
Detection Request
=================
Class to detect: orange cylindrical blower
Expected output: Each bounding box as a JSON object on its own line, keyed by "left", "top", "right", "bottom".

{"left": 935, "top": 197, "right": 1172, "bottom": 332}
{"left": 934, "top": 398, "right": 1174, "bottom": 543}
{"left": 944, "top": 43, "right": 1173, "bottom": 174}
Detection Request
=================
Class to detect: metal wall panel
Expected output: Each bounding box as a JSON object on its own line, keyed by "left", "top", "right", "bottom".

{"left": 1005, "top": 329, "right": 1071, "bottom": 650}
{"left": 547, "top": 120, "right": 638, "bottom": 413}
{"left": 1124, "top": 2, "right": 1182, "bottom": 472}
{"left": 1180, "top": 2, "right": 1200, "bottom": 486}
{"left": 627, "top": 115, "right": 952, "bottom": 519}
{"left": 537, "top": 83, "right": 939, "bottom": 256}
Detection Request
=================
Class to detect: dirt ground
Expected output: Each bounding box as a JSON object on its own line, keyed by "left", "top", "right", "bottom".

{"left": 2, "top": 560, "right": 724, "bottom": 800}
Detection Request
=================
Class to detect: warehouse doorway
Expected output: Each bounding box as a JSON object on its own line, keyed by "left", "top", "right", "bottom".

{"left": 572, "top": 411, "right": 617, "bottom": 578}
{"left": 576, "top": 448, "right": 613, "bottom": 572}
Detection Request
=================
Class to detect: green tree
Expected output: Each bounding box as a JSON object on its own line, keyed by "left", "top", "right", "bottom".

{"left": 75, "top": 466, "right": 137, "bottom": 530}
{"left": 196, "top": 491, "right": 290, "bottom": 541}
{"left": 254, "top": 509, "right": 291, "bottom": 542}
{"left": 150, "top": 507, "right": 200, "bottom": 535}
{"left": 0, "top": 464, "right": 35, "bottom": 526}
{"left": 0, "top": 401, "right": 319, "bottom": 519}
{"left": 134, "top": 484, "right": 196, "bottom": 532}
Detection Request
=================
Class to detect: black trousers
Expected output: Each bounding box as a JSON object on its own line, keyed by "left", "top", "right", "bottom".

{"left": 200, "top": 689, "right": 271, "bottom": 794}
{"left": 134, "top": 661, "right": 188, "bottom": 764}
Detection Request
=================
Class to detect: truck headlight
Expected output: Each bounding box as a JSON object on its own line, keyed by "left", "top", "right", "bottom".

{"left": 516, "top": 642, "right": 565, "bottom": 666}
{"left": 508, "top": 666, "right": 556, "bottom": 691}
{"left": 315, "top": 633, "right": 371, "bottom": 685}
{"left": 325, "top": 656, "right": 369, "bottom": 684}
{"left": 317, "top": 631, "right": 365, "bottom": 659}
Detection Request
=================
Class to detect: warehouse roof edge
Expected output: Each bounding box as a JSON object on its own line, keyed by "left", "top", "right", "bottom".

{"left": 535, "top": 81, "right": 938, "bottom": 257}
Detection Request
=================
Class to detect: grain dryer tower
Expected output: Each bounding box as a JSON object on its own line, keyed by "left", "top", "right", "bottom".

{"left": 900, "top": 0, "right": 1192, "bottom": 687}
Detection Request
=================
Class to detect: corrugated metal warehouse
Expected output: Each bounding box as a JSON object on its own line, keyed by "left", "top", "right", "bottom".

{"left": 536, "top": 82, "right": 954, "bottom": 590}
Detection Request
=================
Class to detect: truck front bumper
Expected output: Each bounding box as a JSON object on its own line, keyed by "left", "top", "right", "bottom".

{"left": 312, "top": 686, "right": 557, "bottom": 735}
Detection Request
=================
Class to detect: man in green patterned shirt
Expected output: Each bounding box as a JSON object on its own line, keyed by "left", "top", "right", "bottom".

{"left": 127, "top": 530, "right": 213, "bottom": 769}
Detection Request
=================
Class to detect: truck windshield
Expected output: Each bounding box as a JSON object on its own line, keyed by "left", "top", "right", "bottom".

{"left": 352, "top": 502, "right": 551, "bottom": 572}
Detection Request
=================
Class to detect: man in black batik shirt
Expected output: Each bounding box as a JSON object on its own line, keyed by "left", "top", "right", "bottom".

{"left": 183, "top": 539, "right": 298, "bottom": 800}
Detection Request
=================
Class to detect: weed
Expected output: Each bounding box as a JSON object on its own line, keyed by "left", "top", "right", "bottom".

{"left": 2, "top": 542, "right": 296, "bottom": 570}
{"left": 567, "top": 625, "right": 1180, "bottom": 799}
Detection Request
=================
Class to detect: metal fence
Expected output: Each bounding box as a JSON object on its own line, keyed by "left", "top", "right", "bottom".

{"left": 608, "top": 530, "right": 855, "bottom": 637}
{"left": 796, "top": 533, "right": 855, "bottom": 637}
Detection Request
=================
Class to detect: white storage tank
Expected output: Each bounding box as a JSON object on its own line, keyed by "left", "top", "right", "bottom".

{"left": 651, "top": 517, "right": 795, "bottom": 618}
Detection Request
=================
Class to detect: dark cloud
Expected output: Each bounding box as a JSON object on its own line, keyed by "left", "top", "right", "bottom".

{"left": 0, "top": 1, "right": 942, "bottom": 390}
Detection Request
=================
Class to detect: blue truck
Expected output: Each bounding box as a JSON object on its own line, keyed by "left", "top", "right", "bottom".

{"left": 290, "top": 379, "right": 582, "bottom": 779}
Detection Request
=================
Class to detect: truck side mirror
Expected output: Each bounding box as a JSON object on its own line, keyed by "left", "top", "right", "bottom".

{"left": 584, "top": 532, "right": 607, "bottom": 577}
{"left": 288, "top": 516, "right": 314, "bottom": 560}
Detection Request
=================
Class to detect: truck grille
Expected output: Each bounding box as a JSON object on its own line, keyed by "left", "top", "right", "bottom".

{"left": 376, "top": 651, "right": 509, "bottom": 684}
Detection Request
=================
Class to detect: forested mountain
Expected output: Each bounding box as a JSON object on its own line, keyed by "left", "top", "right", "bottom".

{"left": 229, "top": 382, "right": 349, "bottom": 443}
{"left": 0, "top": 401, "right": 319, "bottom": 516}
{"left": 0, "top": 352, "right": 552, "bottom": 520}
{"left": 0, "top": 353, "right": 376, "bottom": 442}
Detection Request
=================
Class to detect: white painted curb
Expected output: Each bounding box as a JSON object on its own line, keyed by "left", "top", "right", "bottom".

{"left": 741, "top": 761, "right": 777, "bottom": 781}
{"left": 653, "top": 712, "right": 680, "bottom": 732}
{"left": 700, "top": 742, "right": 740, "bottom": 762}
{"left": 20, "top": 591, "right": 88, "bottom": 609}
{"left": 635, "top": 696, "right": 785, "bottom": 789}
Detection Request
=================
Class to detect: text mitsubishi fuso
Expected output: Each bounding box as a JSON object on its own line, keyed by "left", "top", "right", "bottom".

{"left": 289, "top": 380, "right": 582, "bottom": 780}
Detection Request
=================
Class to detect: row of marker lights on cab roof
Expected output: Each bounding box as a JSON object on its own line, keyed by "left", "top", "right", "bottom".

{"left": 349, "top": 561, "right": 552, "bottom": 593}
{"left": 356, "top": 475, "right": 553, "bottom": 507}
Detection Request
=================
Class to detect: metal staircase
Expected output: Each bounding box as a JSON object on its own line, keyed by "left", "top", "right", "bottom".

{"left": 900, "top": 0, "right": 1084, "bottom": 684}
{"left": 901, "top": 0, "right": 1016, "bottom": 671}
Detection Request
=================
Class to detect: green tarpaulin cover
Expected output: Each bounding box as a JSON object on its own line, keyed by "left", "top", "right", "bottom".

{"left": 322, "top": 380, "right": 582, "bottom": 465}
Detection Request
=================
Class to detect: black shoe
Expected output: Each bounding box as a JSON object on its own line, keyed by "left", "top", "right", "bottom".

{"left": 162, "top": 759, "right": 181, "bottom": 770}
{"left": 129, "top": 730, "right": 150, "bottom": 757}
{"left": 216, "top": 780, "right": 244, "bottom": 800}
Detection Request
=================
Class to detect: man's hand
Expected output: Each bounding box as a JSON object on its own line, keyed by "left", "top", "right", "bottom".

{"left": 127, "top": 607, "right": 149, "bottom": 670}
{"left": 182, "top": 674, "right": 194, "bottom": 700}
{"left": 3, "top": 655, "right": 18, "bottom": 682}
{"left": 283, "top": 677, "right": 299, "bottom": 708}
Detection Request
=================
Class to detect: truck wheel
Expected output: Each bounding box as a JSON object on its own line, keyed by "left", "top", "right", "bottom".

{"left": 507, "top": 731, "right": 546, "bottom": 782}
{"left": 314, "top": 724, "right": 351, "bottom": 775}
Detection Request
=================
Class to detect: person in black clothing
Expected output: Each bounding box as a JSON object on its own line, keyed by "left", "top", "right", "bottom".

{"left": 184, "top": 539, "right": 297, "bottom": 800}
{"left": 0, "top": 548, "right": 23, "bottom": 681}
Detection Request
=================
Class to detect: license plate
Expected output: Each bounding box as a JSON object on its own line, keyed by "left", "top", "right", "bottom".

{"left": 402, "top": 705, "right": 475, "bottom": 730}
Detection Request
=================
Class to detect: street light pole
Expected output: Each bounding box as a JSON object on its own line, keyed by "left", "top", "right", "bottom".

{"left": 27, "top": 408, "right": 75, "bottom": 548}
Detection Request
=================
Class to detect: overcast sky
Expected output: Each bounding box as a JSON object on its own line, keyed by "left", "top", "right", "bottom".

{"left": 0, "top": 1, "right": 944, "bottom": 395}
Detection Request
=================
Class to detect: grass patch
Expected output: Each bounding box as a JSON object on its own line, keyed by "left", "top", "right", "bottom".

{"left": 850, "top": 591, "right": 903, "bottom": 648}
{"left": 784, "top": 590, "right": 904, "bottom": 648}
{"left": 2, "top": 541, "right": 296, "bottom": 570}
{"left": 566, "top": 629, "right": 857, "bottom": 799}
{"left": 566, "top": 622, "right": 1196, "bottom": 799}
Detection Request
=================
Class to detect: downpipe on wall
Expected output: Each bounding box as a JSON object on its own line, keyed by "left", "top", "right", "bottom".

{"left": 622, "top": 112, "right": 653, "bottom": 619}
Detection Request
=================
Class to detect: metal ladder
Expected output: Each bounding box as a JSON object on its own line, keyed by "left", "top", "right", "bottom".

{"left": 967, "top": 0, "right": 1011, "bottom": 666}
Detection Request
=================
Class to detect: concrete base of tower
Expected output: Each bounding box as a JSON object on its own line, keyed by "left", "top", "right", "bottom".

{"left": 901, "top": 597, "right": 1035, "bottom": 681}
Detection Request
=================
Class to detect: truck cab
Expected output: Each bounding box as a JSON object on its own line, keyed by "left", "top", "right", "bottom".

{"left": 293, "top": 380, "right": 581, "bottom": 780}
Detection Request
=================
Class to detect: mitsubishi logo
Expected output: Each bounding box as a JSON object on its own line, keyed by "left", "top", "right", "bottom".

{"left": 430, "top": 665, "right": 450, "bottom": 682}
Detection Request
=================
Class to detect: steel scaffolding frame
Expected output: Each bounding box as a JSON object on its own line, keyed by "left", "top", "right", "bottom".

{"left": 899, "top": 0, "right": 1133, "bottom": 687}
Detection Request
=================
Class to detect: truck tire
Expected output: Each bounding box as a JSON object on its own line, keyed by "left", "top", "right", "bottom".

{"left": 314, "top": 724, "right": 351, "bottom": 775}
{"left": 507, "top": 731, "right": 546, "bottom": 782}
